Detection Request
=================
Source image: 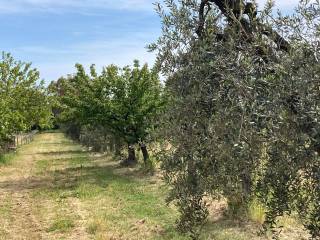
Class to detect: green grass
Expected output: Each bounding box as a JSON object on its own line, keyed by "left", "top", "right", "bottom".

{"left": 248, "top": 199, "right": 266, "bottom": 225}
{"left": 67, "top": 156, "right": 88, "bottom": 166}
{"left": 31, "top": 151, "right": 184, "bottom": 239}
{"left": 35, "top": 159, "right": 50, "bottom": 173}
{"left": 0, "top": 196, "right": 12, "bottom": 217}
{"left": 86, "top": 220, "right": 100, "bottom": 234}
{"left": 0, "top": 152, "right": 15, "bottom": 165}
{"left": 38, "top": 159, "right": 267, "bottom": 240}
{"left": 38, "top": 165, "right": 180, "bottom": 238}
{"left": 0, "top": 196, "right": 13, "bottom": 239}
{"left": 47, "top": 218, "right": 75, "bottom": 233}
{"left": 0, "top": 132, "right": 307, "bottom": 240}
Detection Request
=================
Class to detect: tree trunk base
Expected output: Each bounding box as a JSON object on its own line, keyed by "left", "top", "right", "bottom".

{"left": 140, "top": 143, "right": 149, "bottom": 165}
{"left": 120, "top": 145, "right": 137, "bottom": 167}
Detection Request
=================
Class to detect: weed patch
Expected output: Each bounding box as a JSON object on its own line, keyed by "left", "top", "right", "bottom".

{"left": 47, "top": 218, "right": 75, "bottom": 233}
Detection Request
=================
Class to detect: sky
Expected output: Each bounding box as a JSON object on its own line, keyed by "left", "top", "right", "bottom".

{"left": 0, "top": 0, "right": 299, "bottom": 84}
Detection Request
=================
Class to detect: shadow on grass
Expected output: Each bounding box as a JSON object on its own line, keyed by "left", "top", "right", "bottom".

{"left": 0, "top": 148, "right": 265, "bottom": 240}
{"left": 24, "top": 150, "right": 86, "bottom": 156}
{"left": 0, "top": 160, "right": 145, "bottom": 194}
{"left": 39, "top": 142, "right": 76, "bottom": 146}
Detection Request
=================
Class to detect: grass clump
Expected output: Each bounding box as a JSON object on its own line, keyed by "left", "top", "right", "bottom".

{"left": 247, "top": 199, "right": 266, "bottom": 225}
{"left": 35, "top": 159, "right": 50, "bottom": 173}
{"left": 0, "top": 152, "right": 15, "bottom": 165}
{"left": 0, "top": 196, "right": 12, "bottom": 219}
{"left": 86, "top": 219, "right": 105, "bottom": 235}
{"left": 47, "top": 218, "right": 75, "bottom": 233}
{"left": 74, "top": 182, "right": 105, "bottom": 199}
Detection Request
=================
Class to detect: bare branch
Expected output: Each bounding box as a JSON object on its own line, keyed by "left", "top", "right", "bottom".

{"left": 197, "top": 0, "right": 291, "bottom": 52}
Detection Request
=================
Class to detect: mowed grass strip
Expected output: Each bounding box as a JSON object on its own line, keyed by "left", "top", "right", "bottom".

{"left": 30, "top": 133, "right": 258, "bottom": 240}
{"left": 31, "top": 133, "right": 182, "bottom": 239}
{"left": 0, "top": 132, "right": 307, "bottom": 240}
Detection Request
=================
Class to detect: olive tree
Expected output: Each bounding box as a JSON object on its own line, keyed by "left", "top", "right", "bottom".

{"left": 150, "top": 0, "right": 319, "bottom": 238}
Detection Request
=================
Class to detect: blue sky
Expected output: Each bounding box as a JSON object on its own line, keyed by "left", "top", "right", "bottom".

{"left": 0, "top": 0, "right": 299, "bottom": 84}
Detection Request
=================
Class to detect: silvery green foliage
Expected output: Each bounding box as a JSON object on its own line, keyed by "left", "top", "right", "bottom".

{"left": 151, "top": 0, "right": 319, "bottom": 238}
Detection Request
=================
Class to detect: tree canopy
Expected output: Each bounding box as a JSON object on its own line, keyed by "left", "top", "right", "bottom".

{"left": 52, "top": 61, "right": 165, "bottom": 165}
{"left": 150, "top": 0, "right": 320, "bottom": 238}
{"left": 0, "top": 52, "right": 52, "bottom": 152}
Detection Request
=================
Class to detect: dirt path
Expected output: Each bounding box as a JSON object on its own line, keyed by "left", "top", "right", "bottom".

{"left": 0, "top": 133, "right": 91, "bottom": 240}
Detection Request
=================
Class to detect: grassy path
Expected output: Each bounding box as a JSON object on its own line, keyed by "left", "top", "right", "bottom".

{"left": 0, "top": 132, "right": 308, "bottom": 240}
{"left": 0, "top": 132, "right": 181, "bottom": 240}
{"left": 0, "top": 133, "right": 89, "bottom": 239}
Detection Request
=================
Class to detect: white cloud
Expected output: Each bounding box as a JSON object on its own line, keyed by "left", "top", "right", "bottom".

{"left": 0, "top": 0, "right": 154, "bottom": 13}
